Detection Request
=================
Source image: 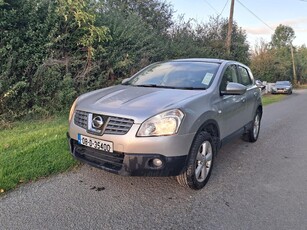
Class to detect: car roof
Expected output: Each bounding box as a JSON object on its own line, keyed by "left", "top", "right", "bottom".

{"left": 168, "top": 58, "right": 245, "bottom": 66}
{"left": 171, "top": 58, "right": 224, "bottom": 63}
{"left": 175, "top": 58, "right": 246, "bottom": 63}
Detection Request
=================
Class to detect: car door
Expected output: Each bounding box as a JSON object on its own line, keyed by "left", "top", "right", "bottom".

{"left": 237, "top": 65, "right": 259, "bottom": 125}
{"left": 215, "top": 64, "right": 247, "bottom": 139}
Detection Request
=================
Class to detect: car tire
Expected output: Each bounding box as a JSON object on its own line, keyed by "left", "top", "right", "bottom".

{"left": 247, "top": 110, "right": 261, "bottom": 142}
{"left": 176, "top": 131, "right": 215, "bottom": 190}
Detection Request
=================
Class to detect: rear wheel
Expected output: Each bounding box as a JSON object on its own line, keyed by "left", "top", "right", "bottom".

{"left": 176, "top": 131, "right": 215, "bottom": 190}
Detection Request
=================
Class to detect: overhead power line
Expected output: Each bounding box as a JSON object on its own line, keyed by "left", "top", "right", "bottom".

{"left": 236, "top": 0, "right": 274, "bottom": 31}
{"left": 219, "top": 0, "right": 230, "bottom": 17}
{"left": 203, "top": 0, "right": 219, "bottom": 14}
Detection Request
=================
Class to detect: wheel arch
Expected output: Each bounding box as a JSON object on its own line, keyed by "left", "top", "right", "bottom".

{"left": 194, "top": 119, "right": 221, "bottom": 152}
{"left": 257, "top": 104, "right": 263, "bottom": 119}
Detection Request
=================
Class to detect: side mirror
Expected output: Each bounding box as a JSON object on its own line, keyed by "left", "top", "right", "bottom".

{"left": 221, "top": 82, "right": 247, "bottom": 95}
{"left": 255, "top": 80, "right": 262, "bottom": 86}
{"left": 255, "top": 80, "right": 266, "bottom": 90}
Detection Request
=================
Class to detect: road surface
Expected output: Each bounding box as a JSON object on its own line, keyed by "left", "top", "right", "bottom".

{"left": 1, "top": 90, "right": 307, "bottom": 230}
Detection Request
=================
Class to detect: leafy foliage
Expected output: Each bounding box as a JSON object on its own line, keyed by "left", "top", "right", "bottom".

{"left": 271, "top": 24, "right": 295, "bottom": 48}
{"left": 251, "top": 25, "right": 306, "bottom": 84}
{"left": 0, "top": 0, "right": 251, "bottom": 122}
{"left": 296, "top": 45, "right": 307, "bottom": 84}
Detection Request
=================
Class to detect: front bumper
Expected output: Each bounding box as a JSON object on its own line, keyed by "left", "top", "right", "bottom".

{"left": 271, "top": 88, "right": 291, "bottom": 94}
{"left": 67, "top": 134, "right": 187, "bottom": 176}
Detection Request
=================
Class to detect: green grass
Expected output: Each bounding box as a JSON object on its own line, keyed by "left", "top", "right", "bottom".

{"left": 297, "top": 84, "right": 307, "bottom": 89}
{"left": 0, "top": 116, "right": 77, "bottom": 193}
{"left": 262, "top": 94, "right": 286, "bottom": 106}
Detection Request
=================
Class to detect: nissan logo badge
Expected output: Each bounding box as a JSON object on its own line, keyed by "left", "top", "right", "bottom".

{"left": 92, "top": 116, "right": 104, "bottom": 129}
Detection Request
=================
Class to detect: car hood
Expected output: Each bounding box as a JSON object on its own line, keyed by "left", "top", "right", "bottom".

{"left": 76, "top": 85, "right": 204, "bottom": 123}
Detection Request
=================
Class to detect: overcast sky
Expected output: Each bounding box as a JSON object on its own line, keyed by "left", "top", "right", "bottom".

{"left": 168, "top": 0, "right": 307, "bottom": 49}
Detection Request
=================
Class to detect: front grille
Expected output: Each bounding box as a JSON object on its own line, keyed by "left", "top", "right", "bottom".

{"left": 74, "top": 110, "right": 88, "bottom": 129}
{"left": 74, "top": 110, "right": 134, "bottom": 135}
{"left": 74, "top": 141, "right": 124, "bottom": 171}
{"left": 104, "top": 117, "right": 134, "bottom": 135}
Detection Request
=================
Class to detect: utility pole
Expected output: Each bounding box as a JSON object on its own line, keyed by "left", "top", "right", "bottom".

{"left": 226, "top": 0, "right": 235, "bottom": 56}
{"left": 290, "top": 43, "right": 298, "bottom": 85}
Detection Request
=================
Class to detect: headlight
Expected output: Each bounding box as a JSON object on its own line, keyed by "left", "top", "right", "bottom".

{"left": 68, "top": 97, "right": 79, "bottom": 122}
{"left": 137, "top": 109, "right": 184, "bottom": 137}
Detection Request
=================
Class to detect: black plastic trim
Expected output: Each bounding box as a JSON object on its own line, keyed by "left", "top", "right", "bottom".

{"left": 67, "top": 133, "right": 187, "bottom": 177}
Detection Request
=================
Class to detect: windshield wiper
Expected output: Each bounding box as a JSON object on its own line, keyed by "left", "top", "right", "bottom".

{"left": 177, "top": 87, "right": 207, "bottom": 90}
{"left": 134, "top": 84, "right": 177, "bottom": 89}
{"left": 135, "top": 84, "right": 159, "bottom": 87}
{"left": 134, "top": 84, "right": 206, "bottom": 90}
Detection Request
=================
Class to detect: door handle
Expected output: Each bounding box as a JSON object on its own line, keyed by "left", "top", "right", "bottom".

{"left": 241, "top": 97, "right": 246, "bottom": 103}
{"left": 254, "top": 92, "right": 258, "bottom": 97}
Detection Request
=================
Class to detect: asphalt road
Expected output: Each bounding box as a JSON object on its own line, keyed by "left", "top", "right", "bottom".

{"left": 1, "top": 90, "right": 307, "bottom": 230}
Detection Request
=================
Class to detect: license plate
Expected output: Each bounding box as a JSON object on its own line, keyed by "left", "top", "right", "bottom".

{"left": 78, "top": 134, "right": 113, "bottom": 153}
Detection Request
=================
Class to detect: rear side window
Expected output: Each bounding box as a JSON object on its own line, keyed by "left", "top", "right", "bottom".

{"left": 238, "top": 66, "right": 252, "bottom": 86}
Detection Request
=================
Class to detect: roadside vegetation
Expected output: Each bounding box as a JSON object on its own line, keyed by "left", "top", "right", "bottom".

{"left": 250, "top": 25, "right": 307, "bottom": 86}
{"left": 297, "top": 84, "right": 307, "bottom": 89}
{"left": 262, "top": 94, "right": 286, "bottom": 106}
{"left": 0, "top": 0, "right": 250, "bottom": 123}
{"left": 0, "top": 116, "right": 77, "bottom": 193}
{"left": 1, "top": 0, "right": 305, "bottom": 124}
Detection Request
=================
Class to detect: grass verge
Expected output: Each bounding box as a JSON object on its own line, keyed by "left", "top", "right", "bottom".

{"left": 297, "top": 84, "right": 307, "bottom": 90}
{"left": 262, "top": 93, "right": 286, "bottom": 106}
{"left": 0, "top": 116, "right": 77, "bottom": 194}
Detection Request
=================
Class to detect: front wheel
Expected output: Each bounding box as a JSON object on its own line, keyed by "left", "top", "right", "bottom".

{"left": 176, "top": 131, "right": 215, "bottom": 190}
{"left": 247, "top": 110, "right": 261, "bottom": 142}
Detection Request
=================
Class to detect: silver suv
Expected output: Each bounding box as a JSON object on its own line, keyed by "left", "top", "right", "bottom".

{"left": 67, "top": 58, "right": 262, "bottom": 190}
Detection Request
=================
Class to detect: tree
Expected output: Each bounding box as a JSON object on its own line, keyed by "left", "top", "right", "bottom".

{"left": 0, "top": 0, "right": 110, "bottom": 120}
{"left": 250, "top": 25, "right": 301, "bottom": 83}
{"left": 0, "top": 0, "right": 61, "bottom": 119}
{"left": 168, "top": 16, "right": 250, "bottom": 64}
{"left": 271, "top": 24, "right": 295, "bottom": 48}
{"left": 103, "top": 0, "right": 174, "bottom": 34}
{"left": 250, "top": 40, "right": 276, "bottom": 82}
{"left": 94, "top": 8, "right": 166, "bottom": 85}
{"left": 271, "top": 24, "right": 297, "bottom": 84}
{"left": 0, "top": 0, "right": 252, "bottom": 122}
{"left": 296, "top": 45, "right": 307, "bottom": 84}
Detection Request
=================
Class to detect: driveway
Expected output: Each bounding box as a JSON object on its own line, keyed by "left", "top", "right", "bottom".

{"left": 1, "top": 90, "right": 307, "bottom": 230}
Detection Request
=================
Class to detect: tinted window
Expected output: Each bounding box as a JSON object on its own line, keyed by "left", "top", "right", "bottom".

{"left": 238, "top": 66, "right": 252, "bottom": 86}
{"left": 126, "top": 61, "right": 220, "bottom": 89}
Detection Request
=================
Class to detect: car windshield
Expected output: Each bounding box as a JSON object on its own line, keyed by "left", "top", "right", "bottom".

{"left": 276, "top": 81, "right": 291, "bottom": 86}
{"left": 124, "top": 61, "right": 220, "bottom": 90}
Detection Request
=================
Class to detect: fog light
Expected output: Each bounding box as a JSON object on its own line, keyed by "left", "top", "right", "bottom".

{"left": 152, "top": 158, "right": 163, "bottom": 167}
